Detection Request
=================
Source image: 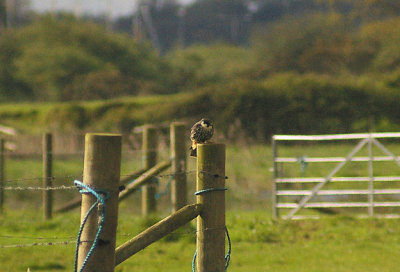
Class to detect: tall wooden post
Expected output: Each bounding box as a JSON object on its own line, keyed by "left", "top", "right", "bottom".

{"left": 142, "top": 126, "right": 157, "bottom": 215}
{"left": 196, "top": 143, "right": 226, "bottom": 272}
{"left": 43, "top": 133, "right": 53, "bottom": 220}
{"left": 0, "top": 138, "right": 4, "bottom": 213}
{"left": 170, "top": 122, "right": 187, "bottom": 212}
{"left": 77, "top": 133, "right": 121, "bottom": 272}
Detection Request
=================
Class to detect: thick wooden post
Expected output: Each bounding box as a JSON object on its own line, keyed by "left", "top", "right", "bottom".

{"left": 196, "top": 143, "right": 226, "bottom": 272}
{"left": 142, "top": 126, "right": 157, "bottom": 215}
{"left": 0, "top": 138, "right": 4, "bottom": 213}
{"left": 43, "top": 133, "right": 53, "bottom": 220}
{"left": 170, "top": 122, "right": 187, "bottom": 212}
{"left": 77, "top": 133, "right": 121, "bottom": 272}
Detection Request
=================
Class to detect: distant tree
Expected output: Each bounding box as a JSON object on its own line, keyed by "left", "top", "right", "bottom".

{"left": 252, "top": 0, "right": 324, "bottom": 24}
{"left": 167, "top": 43, "right": 252, "bottom": 89}
{"left": 251, "top": 13, "right": 362, "bottom": 75}
{"left": 0, "top": 0, "right": 5, "bottom": 29}
{"left": 2, "top": 15, "right": 170, "bottom": 101}
{"left": 4, "top": 0, "right": 31, "bottom": 28}
{"left": 113, "top": 0, "right": 181, "bottom": 52}
{"left": 0, "top": 31, "right": 33, "bottom": 101}
{"left": 184, "top": 0, "right": 250, "bottom": 45}
{"left": 359, "top": 17, "right": 400, "bottom": 71}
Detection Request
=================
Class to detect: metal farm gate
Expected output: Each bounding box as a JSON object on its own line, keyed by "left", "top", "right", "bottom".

{"left": 272, "top": 133, "right": 400, "bottom": 219}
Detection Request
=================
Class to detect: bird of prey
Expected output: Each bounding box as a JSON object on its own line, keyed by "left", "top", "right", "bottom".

{"left": 190, "top": 118, "right": 214, "bottom": 157}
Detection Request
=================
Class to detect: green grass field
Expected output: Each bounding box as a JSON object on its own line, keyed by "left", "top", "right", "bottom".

{"left": 1, "top": 143, "right": 400, "bottom": 271}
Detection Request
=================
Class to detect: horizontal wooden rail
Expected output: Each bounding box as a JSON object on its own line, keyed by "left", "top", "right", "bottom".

{"left": 115, "top": 203, "right": 203, "bottom": 266}
{"left": 119, "top": 160, "right": 171, "bottom": 201}
{"left": 54, "top": 167, "right": 149, "bottom": 213}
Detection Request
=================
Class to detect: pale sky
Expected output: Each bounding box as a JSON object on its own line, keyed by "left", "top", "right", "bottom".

{"left": 30, "top": 0, "right": 195, "bottom": 18}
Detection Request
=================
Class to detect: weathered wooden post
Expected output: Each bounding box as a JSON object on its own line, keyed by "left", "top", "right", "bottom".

{"left": 43, "top": 133, "right": 53, "bottom": 220}
{"left": 142, "top": 126, "right": 157, "bottom": 215}
{"left": 0, "top": 138, "right": 4, "bottom": 213}
{"left": 170, "top": 122, "right": 187, "bottom": 212}
{"left": 196, "top": 143, "right": 226, "bottom": 272}
{"left": 77, "top": 133, "right": 121, "bottom": 272}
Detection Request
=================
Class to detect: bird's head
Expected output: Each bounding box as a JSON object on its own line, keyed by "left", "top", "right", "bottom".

{"left": 200, "top": 118, "right": 213, "bottom": 130}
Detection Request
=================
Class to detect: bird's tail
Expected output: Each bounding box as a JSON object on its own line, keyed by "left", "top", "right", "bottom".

{"left": 190, "top": 146, "right": 197, "bottom": 157}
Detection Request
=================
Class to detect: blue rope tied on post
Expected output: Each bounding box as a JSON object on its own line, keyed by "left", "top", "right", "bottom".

{"left": 191, "top": 226, "right": 232, "bottom": 272}
{"left": 73, "top": 180, "right": 110, "bottom": 272}
{"left": 155, "top": 175, "right": 173, "bottom": 200}
{"left": 194, "top": 187, "right": 227, "bottom": 195}
{"left": 298, "top": 156, "right": 308, "bottom": 176}
{"left": 192, "top": 187, "right": 231, "bottom": 271}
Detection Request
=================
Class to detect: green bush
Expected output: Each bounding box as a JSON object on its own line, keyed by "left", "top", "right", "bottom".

{"left": 0, "top": 15, "right": 170, "bottom": 102}
{"left": 147, "top": 74, "right": 400, "bottom": 139}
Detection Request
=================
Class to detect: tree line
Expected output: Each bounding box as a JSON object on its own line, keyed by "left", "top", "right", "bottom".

{"left": 0, "top": 0, "right": 399, "bottom": 103}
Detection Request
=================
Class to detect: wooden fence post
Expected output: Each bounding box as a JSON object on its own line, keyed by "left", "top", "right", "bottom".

{"left": 77, "top": 133, "right": 121, "bottom": 272}
{"left": 170, "top": 122, "right": 187, "bottom": 213}
{"left": 43, "top": 133, "right": 53, "bottom": 220}
{"left": 196, "top": 143, "right": 226, "bottom": 272}
{"left": 0, "top": 138, "right": 4, "bottom": 213}
{"left": 142, "top": 126, "right": 157, "bottom": 215}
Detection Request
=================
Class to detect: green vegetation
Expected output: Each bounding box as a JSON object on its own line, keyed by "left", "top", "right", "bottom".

{"left": 1, "top": 143, "right": 400, "bottom": 270}
{"left": 2, "top": 1, "right": 400, "bottom": 270}
{"left": 1, "top": 3, "right": 400, "bottom": 138}
{"left": 2, "top": 74, "right": 400, "bottom": 138}
{"left": 0, "top": 15, "right": 171, "bottom": 102}
{"left": 1, "top": 209, "right": 400, "bottom": 271}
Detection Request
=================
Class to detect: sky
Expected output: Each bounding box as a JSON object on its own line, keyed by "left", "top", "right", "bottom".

{"left": 30, "top": 0, "right": 195, "bottom": 18}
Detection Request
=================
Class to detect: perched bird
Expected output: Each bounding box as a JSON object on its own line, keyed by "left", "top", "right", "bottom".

{"left": 190, "top": 118, "right": 214, "bottom": 157}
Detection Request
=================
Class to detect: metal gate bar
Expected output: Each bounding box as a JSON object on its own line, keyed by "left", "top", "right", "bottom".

{"left": 272, "top": 133, "right": 400, "bottom": 219}
{"left": 285, "top": 138, "right": 368, "bottom": 219}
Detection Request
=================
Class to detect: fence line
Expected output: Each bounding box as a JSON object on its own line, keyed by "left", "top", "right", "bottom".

{"left": 3, "top": 149, "right": 163, "bottom": 156}
{"left": 0, "top": 241, "right": 75, "bottom": 248}
{"left": 0, "top": 185, "right": 77, "bottom": 191}
{"left": 0, "top": 124, "right": 227, "bottom": 271}
{"left": 0, "top": 171, "right": 197, "bottom": 184}
{"left": 0, "top": 235, "right": 76, "bottom": 240}
{"left": 0, "top": 225, "right": 230, "bottom": 250}
{"left": 0, "top": 226, "right": 224, "bottom": 243}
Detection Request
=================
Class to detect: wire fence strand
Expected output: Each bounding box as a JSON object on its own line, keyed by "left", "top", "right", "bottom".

{"left": 0, "top": 185, "right": 77, "bottom": 191}
{"left": 2, "top": 170, "right": 199, "bottom": 185}
{"left": 0, "top": 241, "right": 75, "bottom": 248}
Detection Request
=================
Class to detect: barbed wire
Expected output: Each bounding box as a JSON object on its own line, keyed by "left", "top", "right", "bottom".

{"left": 4, "top": 148, "right": 169, "bottom": 157}
{"left": 1, "top": 170, "right": 198, "bottom": 185}
{"left": 3, "top": 175, "right": 82, "bottom": 184}
{"left": 0, "top": 226, "right": 227, "bottom": 249}
{"left": 0, "top": 235, "right": 75, "bottom": 240}
{"left": 0, "top": 185, "right": 77, "bottom": 191}
{"left": 0, "top": 170, "right": 226, "bottom": 191}
{"left": 0, "top": 240, "right": 75, "bottom": 248}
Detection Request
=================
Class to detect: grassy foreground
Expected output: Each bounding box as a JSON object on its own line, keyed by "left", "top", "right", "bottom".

{"left": 1, "top": 143, "right": 400, "bottom": 271}
{"left": 1, "top": 209, "right": 400, "bottom": 271}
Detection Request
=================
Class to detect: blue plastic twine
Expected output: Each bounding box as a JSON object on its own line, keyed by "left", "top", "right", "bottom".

{"left": 192, "top": 226, "right": 231, "bottom": 272}
{"left": 192, "top": 186, "right": 231, "bottom": 271}
{"left": 74, "top": 180, "right": 110, "bottom": 272}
